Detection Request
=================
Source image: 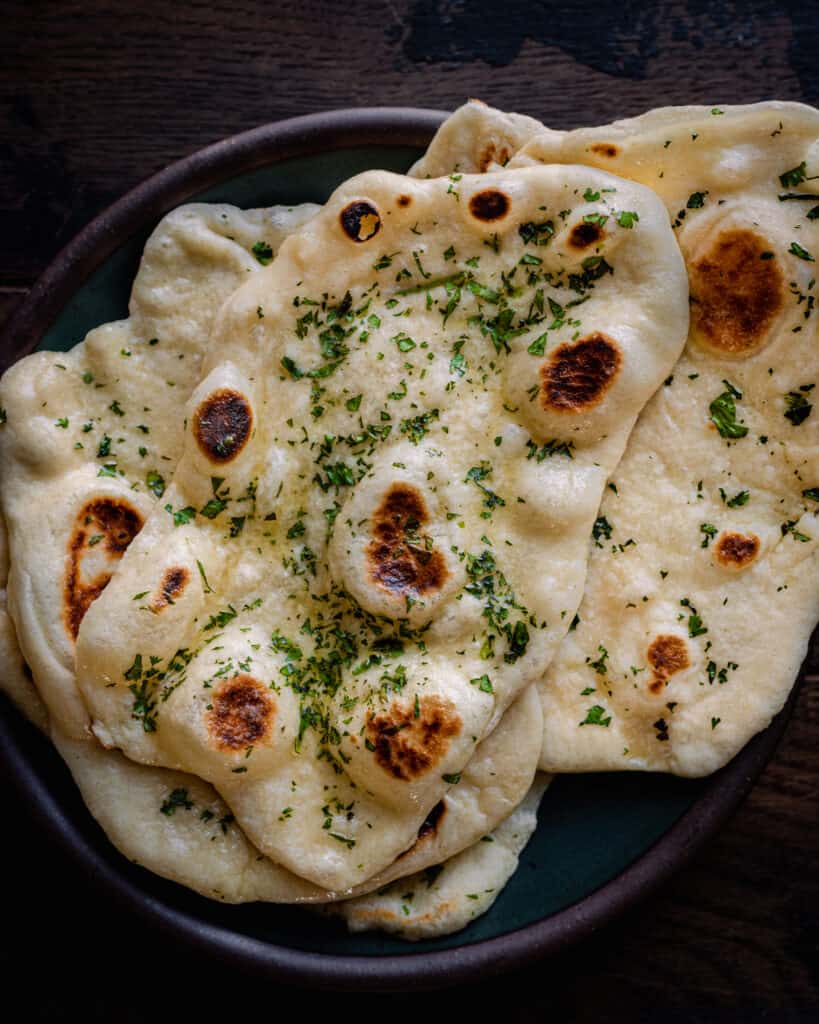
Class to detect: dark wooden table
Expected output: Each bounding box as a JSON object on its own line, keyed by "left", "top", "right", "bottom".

{"left": 3, "top": 3, "right": 817, "bottom": 1017}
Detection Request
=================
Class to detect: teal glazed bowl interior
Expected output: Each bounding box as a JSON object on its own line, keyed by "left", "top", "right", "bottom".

{"left": 0, "top": 108, "right": 806, "bottom": 990}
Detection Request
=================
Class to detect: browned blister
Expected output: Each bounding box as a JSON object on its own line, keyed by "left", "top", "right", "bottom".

{"left": 647, "top": 634, "right": 690, "bottom": 694}
{"left": 193, "top": 388, "right": 253, "bottom": 463}
{"left": 715, "top": 531, "right": 760, "bottom": 568}
{"left": 367, "top": 483, "right": 448, "bottom": 597}
{"left": 206, "top": 675, "right": 275, "bottom": 752}
{"left": 541, "top": 332, "right": 622, "bottom": 412}
{"left": 64, "top": 498, "right": 144, "bottom": 640}
{"left": 689, "top": 229, "right": 783, "bottom": 355}
{"left": 367, "top": 696, "right": 461, "bottom": 781}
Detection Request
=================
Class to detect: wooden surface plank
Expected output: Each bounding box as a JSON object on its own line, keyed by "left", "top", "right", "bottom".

{"left": 1, "top": 2, "right": 817, "bottom": 1015}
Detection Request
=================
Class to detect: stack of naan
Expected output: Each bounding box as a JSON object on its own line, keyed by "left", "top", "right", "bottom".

{"left": 1, "top": 100, "right": 816, "bottom": 941}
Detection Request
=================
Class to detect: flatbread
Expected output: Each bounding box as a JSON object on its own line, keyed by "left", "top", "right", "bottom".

{"left": 0, "top": 201, "right": 319, "bottom": 738}
{"left": 0, "top": 515, "right": 47, "bottom": 731}
{"left": 506, "top": 103, "right": 819, "bottom": 774}
{"left": 0, "top": 190, "right": 543, "bottom": 914}
{"left": 76, "top": 163, "right": 688, "bottom": 890}
{"left": 50, "top": 680, "right": 541, "bottom": 905}
{"left": 410, "top": 99, "right": 544, "bottom": 178}
{"left": 330, "top": 773, "right": 550, "bottom": 939}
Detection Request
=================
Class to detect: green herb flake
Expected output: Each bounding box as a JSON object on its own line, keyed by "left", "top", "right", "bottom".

{"left": 789, "top": 241, "right": 815, "bottom": 262}
{"left": 700, "top": 523, "right": 718, "bottom": 548}
{"left": 579, "top": 705, "right": 611, "bottom": 727}
{"left": 165, "top": 503, "right": 196, "bottom": 527}
{"left": 784, "top": 389, "right": 813, "bottom": 425}
{"left": 145, "top": 470, "right": 165, "bottom": 498}
{"left": 709, "top": 381, "right": 748, "bottom": 439}
{"left": 252, "top": 240, "right": 274, "bottom": 265}
{"left": 160, "top": 788, "right": 193, "bottom": 815}
{"left": 779, "top": 162, "right": 808, "bottom": 188}
{"left": 469, "top": 674, "right": 494, "bottom": 694}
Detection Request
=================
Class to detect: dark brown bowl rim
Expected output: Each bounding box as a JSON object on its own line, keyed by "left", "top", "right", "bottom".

{"left": 0, "top": 106, "right": 804, "bottom": 991}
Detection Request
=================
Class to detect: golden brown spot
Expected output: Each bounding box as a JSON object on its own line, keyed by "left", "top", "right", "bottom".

{"left": 193, "top": 388, "right": 252, "bottom": 463}
{"left": 206, "top": 675, "right": 274, "bottom": 752}
{"left": 590, "top": 143, "right": 619, "bottom": 158}
{"left": 689, "top": 229, "right": 784, "bottom": 355}
{"left": 367, "top": 483, "right": 448, "bottom": 597}
{"left": 477, "top": 142, "right": 511, "bottom": 172}
{"left": 396, "top": 194, "right": 412, "bottom": 208}
{"left": 396, "top": 800, "right": 447, "bottom": 860}
{"left": 647, "top": 634, "right": 690, "bottom": 694}
{"left": 340, "top": 200, "right": 381, "bottom": 242}
{"left": 469, "top": 189, "right": 510, "bottom": 222}
{"left": 568, "top": 221, "right": 605, "bottom": 250}
{"left": 150, "top": 566, "right": 190, "bottom": 612}
{"left": 541, "top": 332, "right": 621, "bottom": 412}
{"left": 367, "top": 696, "right": 461, "bottom": 781}
{"left": 715, "top": 531, "right": 760, "bottom": 568}
{"left": 64, "top": 498, "right": 144, "bottom": 640}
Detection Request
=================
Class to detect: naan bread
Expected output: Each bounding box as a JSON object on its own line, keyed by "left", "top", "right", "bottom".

{"left": 0, "top": 201, "right": 319, "bottom": 738}
{"left": 410, "top": 99, "right": 544, "bottom": 178}
{"left": 50, "top": 681, "right": 541, "bottom": 905}
{"left": 506, "top": 103, "right": 819, "bottom": 774}
{"left": 330, "top": 773, "right": 550, "bottom": 940}
{"left": 0, "top": 516, "right": 47, "bottom": 731}
{"left": 77, "top": 164, "right": 688, "bottom": 890}
{"left": 0, "top": 189, "right": 542, "bottom": 915}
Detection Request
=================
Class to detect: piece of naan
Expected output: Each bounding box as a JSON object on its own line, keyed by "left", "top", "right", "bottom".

{"left": 329, "top": 772, "right": 551, "bottom": 940}
{"left": 410, "top": 100, "right": 544, "bottom": 178}
{"left": 504, "top": 103, "right": 819, "bottom": 774}
{"left": 423, "top": 99, "right": 819, "bottom": 775}
{"left": 0, "top": 516, "right": 47, "bottom": 731}
{"left": 76, "top": 164, "right": 688, "bottom": 891}
{"left": 0, "top": 201, "right": 319, "bottom": 739}
{"left": 0, "top": 194, "right": 542, "bottom": 915}
{"left": 50, "top": 682, "right": 541, "bottom": 905}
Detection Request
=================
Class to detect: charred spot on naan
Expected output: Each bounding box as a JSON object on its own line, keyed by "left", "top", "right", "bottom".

{"left": 396, "top": 800, "right": 447, "bottom": 860}
{"left": 64, "top": 498, "right": 144, "bottom": 640}
{"left": 647, "top": 634, "right": 690, "bottom": 694}
{"left": 568, "top": 220, "right": 606, "bottom": 250}
{"left": 206, "top": 675, "right": 275, "bottom": 752}
{"left": 340, "top": 200, "right": 381, "bottom": 242}
{"left": 715, "top": 531, "right": 760, "bottom": 568}
{"left": 367, "top": 696, "right": 461, "bottom": 781}
{"left": 590, "top": 142, "right": 619, "bottom": 158}
{"left": 478, "top": 142, "right": 511, "bottom": 172}
{"left": 541, "top": 332, "right": 621, "bottom": 412}
{"left": 150, "top": 566, "right": 190, "bottom": 612}
{"left": 193, "top": 388, "right": 252, "bottom": 463}
{"left": 469, "top": 189, "right": 510, "bottom": 222}
{"left": 689, "top": 229, "right": 784, "bottom": 355}
{"left": 396, "top": 194, "right": 412, "bottom": 208}
{"left": 367, "top": 483, "right": 448, "bottom": 597}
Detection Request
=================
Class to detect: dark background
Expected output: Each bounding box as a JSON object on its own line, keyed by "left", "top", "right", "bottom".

{"left": 2, "top": 2, "right": 818, "bottom": 1018}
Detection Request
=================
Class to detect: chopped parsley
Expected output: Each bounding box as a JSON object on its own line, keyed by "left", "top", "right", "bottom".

{"left": 784, "top": 387, "right": 814, "bottom": 426}
{"left": 789, "top": 241, "right": 815, "bottom": 262}
{"left": 709, "top": 380, "right": 748, "bottom": 439}
{"left": 252, "top": 241, "right": 274, "bottom": 265}
{"left": 165, "top": 503, "right": 196, "bottom": 527}
{"left": 700, "top": 523, "right": 718, "bottom": 548}
{"left": 160, "top": 788, "right": 194, "bottom": 816}
{"left": 580, "top": 705, "right": 611, "bottom": 727}
{"left": 146, "top": 470, "right": 165, "bottom": 498}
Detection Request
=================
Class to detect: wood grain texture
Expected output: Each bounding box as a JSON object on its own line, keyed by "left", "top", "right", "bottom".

{"left": 1, "top": 1, "right": 817, "bottom": 1015}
